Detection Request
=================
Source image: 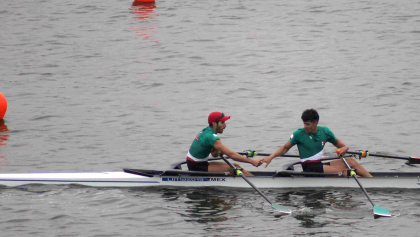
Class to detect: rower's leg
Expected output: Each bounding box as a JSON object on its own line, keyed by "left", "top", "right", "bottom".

{"left": 345, "top": 158, "right": 373, "bottom": 177}
{"left": 208, "top": 162, "right": 253, "bottom": 176}
{"left": 327, "top": 159, "right": 372, "bottom": 177}
{"left": 233, "top": 163, "right": 253, "bottom": 177}
{"left": 322, "top": 162, "right": 347, "bottom": 176}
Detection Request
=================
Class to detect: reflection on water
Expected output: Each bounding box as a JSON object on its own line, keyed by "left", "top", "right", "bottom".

{"left": 0, "top": 120, "right": 9, "bottom": 164}
{"left": 130, "top": 1, "right": 157, "bottom": 20}
{"left": 282, "top": 189, "right": 356, "bottom": 209}
{"left": 0, "top": 119, "right": 8, "bottom": 133}
{"left": 183, "top": 190, "right": 232, "bottom": 223}
{"left": 160, "top": 187, "right": 233, "bottom": 223}
{"left": 144, "top": 187, "right": 365, "bottom": 226}
{"left": 130, "top": 186, "right": 397, "bottom": 229}
{"left": 275, "top": 189, "right": 362, "bottom": 227}
{"left": 129, "top": 1, "right": 159, "bottom": 42}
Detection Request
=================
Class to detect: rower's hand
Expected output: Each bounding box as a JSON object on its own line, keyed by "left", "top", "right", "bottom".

{"left": 336, "top": 149, "right": 346, "bottom": 157}
{"left": 211, "top": 148, "right": 222, "bottom": 157}
{"left": 250, "top": 159, "right": 262, "bottom": 167}
{"left": 257, "top": 157, "right": 273, "bottom": 168}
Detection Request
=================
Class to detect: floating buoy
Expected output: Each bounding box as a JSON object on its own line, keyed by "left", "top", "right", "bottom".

{"left": 133, "top": 0, "right": 155, "bottom": 4}
{"left": 0, "top": 92, "right": 7, "bottom": 119}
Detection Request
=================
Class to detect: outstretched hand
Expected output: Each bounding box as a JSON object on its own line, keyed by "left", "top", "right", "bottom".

{"left": 250, "top": 159, "right": 263, "bottom": 167}
{"left": 256, "top": 157, "right": 273, "bottom": 168}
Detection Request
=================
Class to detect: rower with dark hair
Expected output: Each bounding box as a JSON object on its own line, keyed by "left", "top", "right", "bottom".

{"left": 258, "top": 109, "right": 372, "bottom": 177}
{"left": 186, "top": 111, "right": 261, "bottom": 176}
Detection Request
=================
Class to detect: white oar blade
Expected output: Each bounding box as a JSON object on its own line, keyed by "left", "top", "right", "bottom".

{"left": 373, "top": 206, "right": 391, "bottom": 217}
{"left": 272, "top": 203, "right": 292, "bottom": 214}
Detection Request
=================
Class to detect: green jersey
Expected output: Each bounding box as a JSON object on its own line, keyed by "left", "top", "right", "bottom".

{"left": 187, "top": 127, "right": 220, "bottom": 161}
{"left": 289, "top": 126, "right": 337, "bottom": 162}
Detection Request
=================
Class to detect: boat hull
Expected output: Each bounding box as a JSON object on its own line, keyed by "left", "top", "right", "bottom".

{"left": 0, "top": 170, "right": 419, "bottom": 189}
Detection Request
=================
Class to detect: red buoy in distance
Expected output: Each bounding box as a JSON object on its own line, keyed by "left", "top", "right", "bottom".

{"left": 133, "top": 0, "right": 155, "bottom": 4}
{"left": 0, "top": 92, "right": 7, "bottom": 119}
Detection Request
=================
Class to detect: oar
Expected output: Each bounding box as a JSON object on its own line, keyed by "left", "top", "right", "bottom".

{"left": 220, "top": 155, "right": 291, "bottom": 214}
{"left": 348, "top": 150, "right": 420, "bottom": 164}
{"left": 338, "top": 150, "right": 391, "bottom": 218}
{"left": 237, "top": 150, "right": 299, "bottom": 158}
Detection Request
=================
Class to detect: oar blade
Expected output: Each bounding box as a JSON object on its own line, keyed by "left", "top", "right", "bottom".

{"left": 272, "top": 203, "right": 292, "bottom": 214}
{"left": 373, "top": 206, "right": 391, "bottom": 218}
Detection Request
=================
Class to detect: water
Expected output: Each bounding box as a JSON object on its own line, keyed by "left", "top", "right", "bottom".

{"left": 1, "top": 0, "right": 420, "bottom": 236}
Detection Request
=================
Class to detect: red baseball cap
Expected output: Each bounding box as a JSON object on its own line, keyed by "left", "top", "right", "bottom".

{"left": 208, "top": 111, "right": 231, "bottom": 124}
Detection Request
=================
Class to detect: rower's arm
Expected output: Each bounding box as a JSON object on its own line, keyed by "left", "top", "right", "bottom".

{"left": 332, "top": 138, "right": 349, "bottom": 156}
{"left": 213, "top": 140, "right": 260, "bottom": 167}
{"left": 261, "top": 141, "right": 294, "bottom": 167}
{"left": 273, "top": 140, "right": 294, "bottom": 157}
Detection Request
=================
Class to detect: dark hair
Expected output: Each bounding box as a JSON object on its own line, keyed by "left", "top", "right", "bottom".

{"left": 301, "top": 109, "right": 319, "bottom": 122}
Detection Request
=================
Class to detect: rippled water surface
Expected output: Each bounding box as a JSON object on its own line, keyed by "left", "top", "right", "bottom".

{"left": 1, "top": 0, "right": 420, "bottom": 236}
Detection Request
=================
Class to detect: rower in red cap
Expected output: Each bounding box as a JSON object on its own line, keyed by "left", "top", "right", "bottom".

{"left": 186, "top": 111, "right": 261, "bottom": 176}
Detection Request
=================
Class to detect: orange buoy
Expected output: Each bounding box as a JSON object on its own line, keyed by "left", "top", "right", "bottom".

{"left": 133, "top": 0, "right": 155, "bottom": 4}
{"left": 0, "top": 92, "right": 7, "bottom": 119}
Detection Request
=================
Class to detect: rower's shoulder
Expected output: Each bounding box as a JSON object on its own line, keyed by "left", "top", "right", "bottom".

{"left": 293, "top": 128, "right": 306, "bottom": 134}
{"left": 318, "top": 126, "right": 332, "bottom": 132}
{"left": 202, "top": 127, "right": 219, "bottom": 138}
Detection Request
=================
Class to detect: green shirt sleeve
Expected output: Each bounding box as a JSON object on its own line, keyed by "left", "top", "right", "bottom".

{"left": 324, "top": 127, "right": 337, "bottom": 143}
{"left": 289, "top": 129, "right": 301, "bottom": 145}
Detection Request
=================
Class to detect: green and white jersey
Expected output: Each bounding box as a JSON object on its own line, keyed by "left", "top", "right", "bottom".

{"left": 289, "top": 126, "right": 337, "bottom": 162}
{"left": 187, "top": 127, "right": 220, "bottom": 162}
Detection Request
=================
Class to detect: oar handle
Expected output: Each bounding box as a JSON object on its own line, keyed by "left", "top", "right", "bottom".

{"left": 237, "top": 151, "right": 299, "bottom": 158}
